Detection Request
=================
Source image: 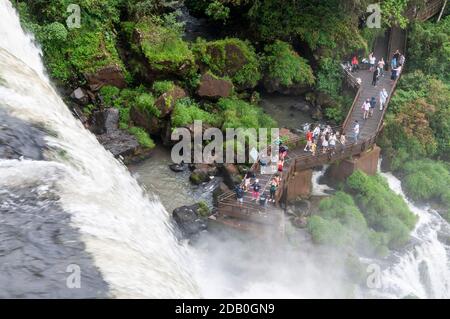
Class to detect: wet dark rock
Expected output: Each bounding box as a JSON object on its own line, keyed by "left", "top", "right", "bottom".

{"left": 94, "top": 108, "right": 140, "bottom": 158}
{"left": 172, "top": 203, "right": 208, "bottom": 238}
{"left": 85, "top": 65, "right": 127, "bottom": 91}
{"left": 70, "top": 88, "right": 89, "bottom": 105}
{"left": 220, "top": 164, "right": 242, "bottom": 189}
{"left": 169, "top": 162, "right": 187, "bottom": 172}
{"left": 197, "top": 73, "right": 233, "bottom": 98}
{"left": 0, "top": 110, "right": 47, "bottom": 160}
{"left": 155, "top": 86, "right": 187, "bottom": 118}
{"left": 130, "top": 105, "right": 162, "bottom": 135}
{"left": 190, "top": 164, "right": 218, "bottom": 184}
{"left": 71, "top": 105, "right": 88, "bottom": 125}
{"left": 0, "top": 185, "right": 109, "bottom": 298}
{"left": 190, "top": 168, "right": 210, "bottom": 185}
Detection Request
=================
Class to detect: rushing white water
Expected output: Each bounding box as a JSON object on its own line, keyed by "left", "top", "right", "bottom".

{"left": 311, "top": 165, "right": 333, "bottom": 196}
{"left": 0, "top": 0, "right": 198, "bottom": 298}
{"left": 377, "top": 170, "right": 450, "bottom": 299}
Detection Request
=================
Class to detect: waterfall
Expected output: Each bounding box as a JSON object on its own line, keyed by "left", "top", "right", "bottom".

{"left": 376, "top": 170, "right": 450, "bottom": 298}
{"left": 0, "top": 0, "right": 198, "bottom": 298}
{"left": 311, "top": 165, "right": 333, "bottom": 196}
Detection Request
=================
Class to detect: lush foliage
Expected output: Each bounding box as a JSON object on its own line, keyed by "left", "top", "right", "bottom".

{"left": 407, "top": 15, "right": 450, "bottom": 82}
{"left": 347, "top": 171, "right": 417, "bottom": 249}
{"left": 263, "top": 41, "right": 315, "bottom": 87}
{"left": 171, "top": 98, "right": 220, "bottom": 127}
{"left": 218, "top": 98, "right": 277, "bottom": 130}
{"left": 99, "top": 85, "right": 156, "bottom": 149}
{"left": 380, "top": 71, "right": 450, "bottom": 163}
{"left": 192, "top": 38, "right": 261, "bottom": 88}
{"left": 152, "top": 80, "right": 175, "bottom": 96}
{"left": 402, "top": 159, "right": 450, "bottom": 207}
{"left": 130, "top": 17, "right": 196, "bottom": 75}
{"left": 308, "top": 192, "right": 390, "bottom": 257}
{"left": 16, "top": 1, "right": 126, "bottom": 84}
{"left": 128, "top": 126, "right": 156, "bottom": 149}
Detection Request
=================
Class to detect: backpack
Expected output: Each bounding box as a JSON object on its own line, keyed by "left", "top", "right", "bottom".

{"left": 253, "top": 183, "right": 261, "bottom": 192}
{"left": 270, "top": 183, "right": 277, "bottom": 193}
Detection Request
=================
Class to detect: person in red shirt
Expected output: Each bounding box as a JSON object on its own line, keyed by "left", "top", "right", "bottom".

{"left": 304, "top": 129, "right": 313, "bottom": 152}
{"left": 351, "top": 55, "right": 359, "bottom": 72}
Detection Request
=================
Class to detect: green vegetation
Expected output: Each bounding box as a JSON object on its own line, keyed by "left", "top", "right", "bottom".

{"left": 407, "top": 15, "right": 450, "bottom": 82}
{"left": 15, "top": 1, "right": 126, "bottom": 84}
{"left": 197, "top": 201, "right": 211, "bottom": 217}
{"left": 308, "top": 170, "right": 419, "bottom": 255}
{"left": 171, "top": 98, "right": 219, "bottom": 127}
{"left": 263, "top": 41, "right": 315, "bottom": 87}
{"left": 130, "top": 17, "right": 196, "bottom": 76}
{"left": 205, "top": 1, "right": 230, "bottom": 22}
{"left": 152, "top": 80, "right": 175, "bottom": 96}
{"left": 99, "top": 85, "right": 156, "bottom": 149}
{"left": 192, "top": 38, "right": 261, "bottom": 88}
{"left": 309, "top": 191, "right": 389, "bottom": 257}
{"left": 218, "top": 98, "right": 277, "bottom": 130}
{"left": 380, "top": 71, "right": 450, "bottom": 163}
{"left": 347, "top": 171, "right": 417, "bottom": 249}
{"left": 128, "top": 126, "right": 155, "bottom": 149}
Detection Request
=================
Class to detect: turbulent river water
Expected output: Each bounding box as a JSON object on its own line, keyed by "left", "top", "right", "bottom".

{"left": 0, "top": 0, "right": 448, "bottom": 299}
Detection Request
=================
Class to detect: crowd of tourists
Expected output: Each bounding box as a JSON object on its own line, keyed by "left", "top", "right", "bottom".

{"left": 234, "top": 50, "right": 403, "bottom": 206}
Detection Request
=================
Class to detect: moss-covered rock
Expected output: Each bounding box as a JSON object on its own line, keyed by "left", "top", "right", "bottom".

{"left": 262, "top": 40, "right": 315, "bottom": 94}
{"left": 197, "top": 72, "right": 234, "bottom": 98}
{"left": 125, "top": 19, "right": 196, "bottom": 80}
{"left": 192, "top": 38, "right": 261, "bottom": 89}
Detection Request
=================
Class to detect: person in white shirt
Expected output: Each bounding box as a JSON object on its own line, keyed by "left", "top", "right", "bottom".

{"left": 379, "top": 88, "right": 388, "bottom": 110}
{"left": 369, "top": 52, "right": 376, "bottom": 71}
{"left": 353, "top": 120, "right": 360, "bottom": 141}
{"left": 362, "top": 99, "right": 371, "bottom": 120}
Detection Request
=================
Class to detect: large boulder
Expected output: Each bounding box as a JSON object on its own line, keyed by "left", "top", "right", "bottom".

{"left": 197, "top": 73, "right": 233, "bottom": 98}
{"left": 154, "top": 85, "right": 187, "bottom": 118}
{"left": 94, "top": 108, "right": 141, "bottom": 158}
{"left": 220, "top": 163, "right": 242, "bottom": 189}
{"left": 130, "top": 106, "right": 162, "bottom": 135}
{"left": 85, "top": 65, "right": 127, "bottom": 91}
{"left": 172, "top": 203, "right": 208, "bottom": 238}
{"left": 190, "top": 164, "right": 218, "bottom": 185}
{"left": 193, "top": 38, "right": 261, "bottom": 90}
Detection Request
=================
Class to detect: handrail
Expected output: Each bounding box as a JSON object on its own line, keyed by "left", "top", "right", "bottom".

{"left": 218, "top": 27, "right": 406, "bottom": 220}
{"left": 342, "top": 86, "right": 362, "bottom": 133}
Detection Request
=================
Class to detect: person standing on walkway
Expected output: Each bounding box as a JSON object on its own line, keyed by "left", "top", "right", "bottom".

{"left": 392, "top": 50, "right": 400, "bottom": 68}
{"left": 329, "top": 133, "right": 337, "bottom": 154}
{"left": 398, "top": 53, "right": 405, "bottom": 67}
{"left": 379, "top": 88, "right": 388, "bottom": 111}
{"left": 269, "top": 179, "right": 277, "bottom": 203}
{"left": 378, "top": 58, "right": 385, "bottom": 76}
{"left": 340, "top": 133, "right": 346, "bottom": 153}
{"left": 251, "top": 179, "right": 261, "bottom": 201}
{"left": 304, "top": 129, "right": 313, "bottom": 152}
{"left": 313, "top": 125, "right": 321, "bottom": 142}
{"left": 362, "top": 99, "right": 371, "bottom": 120}
{"left": 351, "top": 55, "right": 359, "bottom": 72}
{"left": 369, "top": 96, "right": 376, "bottom": 117}
{"left": 353, "top": 120, "right": 360, "bottom": 141}
{"left": 235, "top": 184, "right": 244, "bottom": 205}
{"left": 369, "top": 52, "right": 376, "bottom": 71}
{"left": 391, "top": 65, "right": 402, "bottom": 82}
{"left": 311, "top": 141, "right": 317, "bottom": 156}
{"left": 372, "top": 66, "right": 380, "bottom": 86}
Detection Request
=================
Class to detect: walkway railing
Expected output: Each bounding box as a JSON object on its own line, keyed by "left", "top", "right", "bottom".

{"left": 217, "top": 27, "right": 407, "bottom": 225}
